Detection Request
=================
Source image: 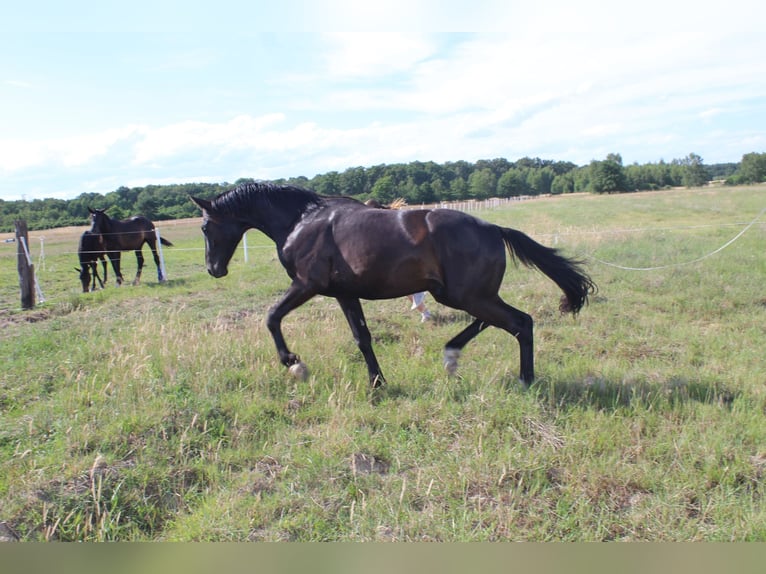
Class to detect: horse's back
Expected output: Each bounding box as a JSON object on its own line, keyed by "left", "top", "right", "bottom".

{"left": 282, "top": 202, "right": 436, "bottom": 296}
{"left": 332, "top": 205, "right": 436, "bottom": 254}
{"left": 425, "top": 208, "right": 504, "bottom": 252}
{"left": 324, "top": 204, "right": 502, "bottom": 262}
{"left": 314, "top": 204, "right": 504, "bottom": 297}
{"left": 129, "top": 215, "right": 154, "bottom": 225}
{"left": 79, "top": 230, "right": 103, "bottom": 252}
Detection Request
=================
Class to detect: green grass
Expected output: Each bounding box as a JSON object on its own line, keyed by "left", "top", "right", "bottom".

{"left": 1, "top": 186, "right": 765, "bottom": 540}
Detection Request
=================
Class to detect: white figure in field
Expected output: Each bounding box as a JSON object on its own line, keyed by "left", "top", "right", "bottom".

{"left": 407, "top": 291, "right": 431, "bottom": 322}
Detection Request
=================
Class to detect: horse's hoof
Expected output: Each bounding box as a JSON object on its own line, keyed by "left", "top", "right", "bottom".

{"left": 443, "top": 348, "right": 461, "bottom": 376}
{"left": 371, "top": 374, "right": 386, "bottom": 389}
{"left": 288, "top": 362, "right": 309, "bottom": 381}
{"left": 519, "top": 376, "right": 534, "bottom": 388}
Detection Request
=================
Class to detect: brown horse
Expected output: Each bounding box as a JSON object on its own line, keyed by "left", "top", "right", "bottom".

{"left": 191, "top": 182, "right": 595, "bottom": 387}
{"left": 75, "top": 230, "right": 108, "bottom": 292}
{"left": 88, "top": 208, "right": 172, "bottom": 285}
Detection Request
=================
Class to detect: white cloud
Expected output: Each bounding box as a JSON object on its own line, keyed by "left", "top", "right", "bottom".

{"left": 132, "top": 114, "right": 286, "bottom": 163}
{"left": 321, "top": 33, "right": 436, "bottom": 78}
{"left": 0, "top": 140, "right": 45, "bottom": 172}
{"left": 5, "top": 79, "right": 32, "bottom": 88}
{"left": 0, "top": 126, "right": 142, "bottom": 172}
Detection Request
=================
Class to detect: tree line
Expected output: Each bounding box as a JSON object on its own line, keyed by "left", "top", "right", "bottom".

{"left": 2, "top": 152, "right": 764, "bottom": 232}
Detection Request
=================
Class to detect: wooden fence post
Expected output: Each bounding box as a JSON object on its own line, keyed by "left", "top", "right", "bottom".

{"left": 15, "top": 219, "right": 35, "bottom": 310}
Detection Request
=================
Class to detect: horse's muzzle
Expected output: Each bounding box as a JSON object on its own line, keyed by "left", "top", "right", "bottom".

{"left": 208, "top": 267, "right": 228, "bottom": 278}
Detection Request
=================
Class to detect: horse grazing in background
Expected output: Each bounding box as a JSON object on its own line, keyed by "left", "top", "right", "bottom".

{"left": 75, "top": 230, "right": 108, "bottom": 292}
{"left": 88, "top": 207, "right": 173, "bottom": 285}
{"left": 191, "top": 182, "right": 596, "bottom": 388}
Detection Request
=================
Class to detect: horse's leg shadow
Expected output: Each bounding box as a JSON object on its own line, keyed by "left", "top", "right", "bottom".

{"left": 529, "top": 375, "right": 740, "bottom": 411}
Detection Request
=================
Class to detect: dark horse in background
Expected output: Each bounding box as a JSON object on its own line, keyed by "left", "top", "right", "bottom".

{"left": 191, "top": 182, "right": 595, "bottom": 387}
{"left": 75, "top": 230, "right": 108, "bottom": 292}
{"left": 88, "top": 208, "right": 173, "bottom": 285}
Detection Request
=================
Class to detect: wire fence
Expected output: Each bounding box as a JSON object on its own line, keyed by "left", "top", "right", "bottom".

{"left": 583, "top": 205, "right": 766, "bottom": 271}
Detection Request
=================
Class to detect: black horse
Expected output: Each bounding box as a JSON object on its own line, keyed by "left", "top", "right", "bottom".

{"left": 75, "top": 230, "right": 108, "bottom": 292}
{"left": 88, "top": 208, "right": 173, "bottom": 285}
{"left": 191, "top": 182, "right": 595, "bottom": 387}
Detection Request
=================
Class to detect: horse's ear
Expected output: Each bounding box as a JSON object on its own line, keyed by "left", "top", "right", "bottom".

{"left": 88, "top": 206, "right": 95, "bottom": 214}
{"left": 190, "top": 196, "right": 212, "bottom": 212}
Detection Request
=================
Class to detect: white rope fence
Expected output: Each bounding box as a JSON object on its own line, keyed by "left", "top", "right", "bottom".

{"left": 583, "top": 206, "right": 766, "bottom": 271}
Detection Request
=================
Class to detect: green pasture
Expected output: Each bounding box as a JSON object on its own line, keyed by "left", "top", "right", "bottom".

{"left": 0, "top": 185, "right": 764, "bottom": 540}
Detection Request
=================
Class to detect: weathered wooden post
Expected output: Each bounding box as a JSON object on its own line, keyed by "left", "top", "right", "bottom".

{"left": 15, "top": 220, "right": 35, "bottom": 310}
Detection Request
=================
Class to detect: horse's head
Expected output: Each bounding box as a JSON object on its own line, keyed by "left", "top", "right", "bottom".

{"left": 190, "top": 196, "right": 247, "bottom": 278}
{"left": 88, "top": 207, "right": 109, "bottom": 233}
{"left": 75, "top": 266, "right": 90, "bottom": 292}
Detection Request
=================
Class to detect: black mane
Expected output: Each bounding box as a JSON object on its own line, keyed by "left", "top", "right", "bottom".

{"left": 212, "top": 182, "right": 323, "bottom": 217}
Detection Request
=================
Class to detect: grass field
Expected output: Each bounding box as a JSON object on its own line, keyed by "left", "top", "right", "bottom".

{"left": 1, "top": 185, "right": 765, "bottom": 541}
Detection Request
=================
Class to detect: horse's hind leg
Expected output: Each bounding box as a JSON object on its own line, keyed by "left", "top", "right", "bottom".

{"left": 444, "top": 298, "right": 534, "bottom": 385}
{"left": 148, "top": 242, "right": 165, "bottom": 281}
{"left": 133, "top": 249, "right": 144, "bottom": 285}
{"left": 336, "top": 297, "right": 385, "bottom": 388}
{"left": 443, "top": 319, "right": 489, "bottom": 375}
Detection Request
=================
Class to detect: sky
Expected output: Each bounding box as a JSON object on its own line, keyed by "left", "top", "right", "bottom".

{"left": 2, "top": 0, "right": 765, "bottom": 201}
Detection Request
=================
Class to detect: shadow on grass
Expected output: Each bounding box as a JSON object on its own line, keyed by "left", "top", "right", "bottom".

{"left": 145, "top": 278, "right": 190, "bottom": 289}
{"left": 529, "top": 375, "right": 740, "bottom": 411}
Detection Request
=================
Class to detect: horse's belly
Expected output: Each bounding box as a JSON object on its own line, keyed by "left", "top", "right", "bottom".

{"left": 329, "top": 242, "right": 437, "bottom": 297}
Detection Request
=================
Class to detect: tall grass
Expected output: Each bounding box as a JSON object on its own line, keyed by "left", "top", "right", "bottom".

{"left": 1, "top": 186, "right": 765, "bottom": 540}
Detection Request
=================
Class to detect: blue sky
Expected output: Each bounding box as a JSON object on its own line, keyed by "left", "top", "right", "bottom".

{"left": 2, "top": 0, "right": 765, "bottom": 201}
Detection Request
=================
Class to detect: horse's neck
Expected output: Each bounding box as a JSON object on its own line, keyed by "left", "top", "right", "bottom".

{"left": 253, "top": 216, "right": 290, "bottom": 247}
{"left": 251, "top": 198, "right": 312, "bottom": 247}
{"left": 92, "top": 215, "right": 116, "bottom": 237}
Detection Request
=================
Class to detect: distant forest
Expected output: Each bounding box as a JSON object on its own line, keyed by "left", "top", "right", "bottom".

{"left": 2, "top": 151, "right": 765, "bottom": 232}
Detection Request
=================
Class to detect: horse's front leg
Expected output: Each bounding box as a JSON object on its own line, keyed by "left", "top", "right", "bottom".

{"left": 89, "top": 263, "right": 99, "bottom": 291}
{"left": 108, "top": 252, "right": 123, "bottom": 285}
{"left": 266, "top": 282, "right": 316, "bottom": 376}
{"left": 133, "top": 249, "right": 144, "bottom": 285}
{"left": 336, "top": 297, "right": 385, "bottom": 388}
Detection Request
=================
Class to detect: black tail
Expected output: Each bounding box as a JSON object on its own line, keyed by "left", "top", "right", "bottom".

{"left": 501, "top": 227, "right": 595, "bottom": 315}
{"left": 160, "top": 237, "right": 173, "bottom": 247}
